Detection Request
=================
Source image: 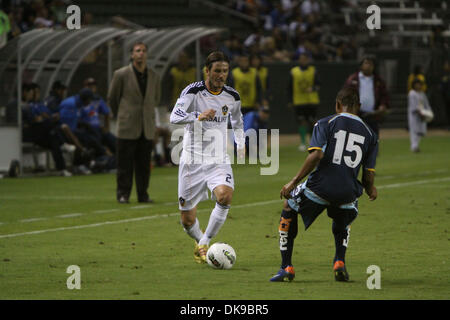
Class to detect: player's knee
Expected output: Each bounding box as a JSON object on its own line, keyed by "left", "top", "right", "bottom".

{"left": 283, "top": 200, "right": 292, "bottom": 211}
{"left": 180, "top": 210, "right": 196, "bottom": 227}
{"left": 215, "top": 189, "right": 233, "bottom": 206}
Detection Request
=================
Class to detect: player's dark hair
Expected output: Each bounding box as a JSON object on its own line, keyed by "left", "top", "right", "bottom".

{"left": 336, "top": 87, "right": 360, "bottom": 109}
{"left": 205, "top": 51, "right": 230, "bottom": 70}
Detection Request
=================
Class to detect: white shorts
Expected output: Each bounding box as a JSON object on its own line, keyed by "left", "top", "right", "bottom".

{"left": 177, "top": 161, "right": 234, "bottom": 210}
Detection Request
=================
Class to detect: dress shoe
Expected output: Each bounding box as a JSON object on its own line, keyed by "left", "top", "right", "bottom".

{"left": 118, "top": 196, "right": 129, "bottom": 204}
{"left": 138, "top": 198, "right": 154, "bottom": 203}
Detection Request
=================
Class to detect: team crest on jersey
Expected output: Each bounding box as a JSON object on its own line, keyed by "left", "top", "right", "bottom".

{"left": 222, "top": 105, "right": 228, "bottom": 115}
{"left": 179, "top": 197, "right": 185, "bottom": 206}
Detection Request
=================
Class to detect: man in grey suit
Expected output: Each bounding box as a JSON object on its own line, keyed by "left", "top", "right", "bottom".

{"left": 108, "top": 42, "right": 161, "bottom": 204}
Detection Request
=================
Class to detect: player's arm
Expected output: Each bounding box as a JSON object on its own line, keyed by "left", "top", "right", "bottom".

{"left": 280, "top": 149, "right": 323, "bottom": 199}
{"left": 362, "top": 169, "right": 377, "bottom": 201}
{"left": 170, "top": 87, "right": 215, "bottom": 124}
{"left": 280, "top": 120, "right": 327, "bottom": 199}
{"left": 230, "top": 100, "right": 245, "bottom": 158}
{"left": 362, "top": 135, "right": 378, "bottom": 201}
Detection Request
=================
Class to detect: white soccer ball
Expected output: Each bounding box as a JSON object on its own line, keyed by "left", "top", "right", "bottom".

{"left": 206, "top": 243, "right": 236, "bottom": 270}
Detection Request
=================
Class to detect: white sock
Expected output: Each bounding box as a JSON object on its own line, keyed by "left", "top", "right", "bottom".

{"left": 198, "top": 202, "right": 229, "bottom": 246}
{"left": 182, "top": 218, "right": 203, "bottom": 242}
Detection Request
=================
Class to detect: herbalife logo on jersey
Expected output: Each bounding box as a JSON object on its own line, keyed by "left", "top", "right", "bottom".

{"left": 170, "top": 122, "right": 279, "bottom": 175}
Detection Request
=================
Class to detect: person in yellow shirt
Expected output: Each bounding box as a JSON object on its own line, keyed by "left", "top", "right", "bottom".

{"left": 169, "top": 51, "right": 196, "bottom": 106}
{"left": 230, "top": 55, "right": 263, "bottom": 115}
{"left": 407, "top": 65, "right": 427, "bottom": 92}
{"left": 250, "top": 54, "right": 270, "bottom": 107}
{"left": 288, "top": 53, "right": 320, "bottom": 151}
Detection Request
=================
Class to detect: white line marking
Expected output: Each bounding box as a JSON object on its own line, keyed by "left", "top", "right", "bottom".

{"left": 57, "top": 213, "right": 84, "bottom": 219}
{"left": 92, "top": 209, "right": 120, "bottom": 214}
{"left": 130, "top": 205, "right": 152, "bottom": 209}
{"left": 377, "top": 168, "right": 448, "bottom": 180}
{"left": 377, "top": 177, "right": 450, "bottom": 189}
{"left": 1, "top": 176, "right": 449, "bottom": 239}
{"left": 0, "top": 213, "right": 179, "bottom": 239}
{"left": 18, "top": 218, "right": 48, "bottom": 223}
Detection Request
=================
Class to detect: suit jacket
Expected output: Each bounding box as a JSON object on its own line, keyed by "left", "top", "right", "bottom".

{"left": 108, "top": 64, "right": 161, "bottom": 140}
{"left": 344, "top": 71, "right": 390, "bottom": 111}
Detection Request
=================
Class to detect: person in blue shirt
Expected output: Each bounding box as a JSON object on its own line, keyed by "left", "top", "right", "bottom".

{"left": 23, "top": 83, "right": 70, "bottom": 175}
{"left": 80, "top": 77, "right": 116, "bottom": 154}
{"left": 44, "top": 80, "right": 67, "bottom": 120}
{"left": 59, "top": 88, "right": 108, "bottom": 160}
{"left": 270, "top": 87, "right": 378, "bottom": 283}
{"left": 243, "top": 105, "right": 270, "bottom": 158}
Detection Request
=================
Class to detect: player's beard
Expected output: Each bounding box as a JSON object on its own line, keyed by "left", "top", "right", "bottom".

{"left": 208, "top": 78, "right": 224, "bottom": 92}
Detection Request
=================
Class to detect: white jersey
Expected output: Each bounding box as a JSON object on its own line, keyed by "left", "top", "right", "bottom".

{"left": 170, "top": 81, "right": 244, "bottom": 164}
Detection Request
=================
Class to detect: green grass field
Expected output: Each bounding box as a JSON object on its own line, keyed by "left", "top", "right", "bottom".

{"left": 0, "top": 134, "right": 449, "bottom": 300}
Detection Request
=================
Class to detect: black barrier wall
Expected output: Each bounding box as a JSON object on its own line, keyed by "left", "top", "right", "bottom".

{"left": 265, "top": 61, "right": 359, "bottom": 134}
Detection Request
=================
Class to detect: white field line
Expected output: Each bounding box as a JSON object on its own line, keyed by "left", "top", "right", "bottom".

{"left": 0, "top": 176, "right": 449, "bottom": 239}
{"left": 56, "top": 213, "right": 84, "bottom": 219}
{"left": 377, "top": 177, "right": 450, "bottom": 189}
{"left": 92, "top": 209, "right": 120, "bottom": 214}
{"left": 18, "top": 218, "right": 48, "bottom": 223}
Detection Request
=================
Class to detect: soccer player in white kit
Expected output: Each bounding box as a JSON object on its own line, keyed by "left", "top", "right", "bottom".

{"left": 170, "top": 51, "right": 245, "bottom": 263}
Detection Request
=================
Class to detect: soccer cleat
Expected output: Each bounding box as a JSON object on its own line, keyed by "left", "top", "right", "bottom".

{"left": 194, "top": 242, "right": 208, "bottom": 264}
{"left": 270, "top": 266, "right": 295, "bottom": 282}
{"left": 333, "top": 260, "right": 349, "bottom": 282}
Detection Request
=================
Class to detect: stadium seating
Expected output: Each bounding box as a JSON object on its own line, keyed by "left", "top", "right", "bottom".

{"left": 75, "top": 0, "right": 253, "bottom": 32}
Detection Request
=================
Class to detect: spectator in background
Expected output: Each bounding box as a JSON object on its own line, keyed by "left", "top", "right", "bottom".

{"left": 108, "top": 41, "right": 161, "bottom": 204}
{"left": 168, "top": 51, "right": 196, "bottom": 107}
{"left": 219, "top": 34, "right": 243, "bottom": 65}
{"left": 44, "top": 80, "right": 67, "bottom": 118}
{"left": 59, "top": 88, "right": 109, "bottom": 174}
{"left": 49, "top": 0, "right": 69, "bottom": 26}
{"left": 23, "top": 83, "right": 71, "bottom": 176}
{"left": 408, "top": 79, "right": 433, "bottom": 153}
{"left": 440, "top": 60, "right": 450, "bottom": 129}
{"left": 266, "top": 1, "right": 289, "bottom": 32}
{"left": 7, "top": 83, "right": 34, "bottom": 129}
{"left": 260, "top": 36, "right": 290, "bottom": 62}
{"left": 344, "top": 56, "right": 389, "bottom": 138}
{"left": 288, "top": 52, "right": 320, "bottom": 151}
{"left": 243, "top": 105, "right": 270, "bottom": 158}
{"left": 230, "top": 55, "right": 263, "bottom": 115}
{"left": 250, "top": 54, "right": 269, "bottom": 102}
{"left": 407, "top": 65, "right": 427, "bottom": 92}
{"left": 243, "top": 26, "right": 264, "bottom": 55}
{"left": 81, "top": 77, "right": 116, "bottom": 155}
{"left": 34, "top": 6, "right": 53, "bottom": 28}
{"left": 301, "top": 0, "right": 320, "bottom": 18}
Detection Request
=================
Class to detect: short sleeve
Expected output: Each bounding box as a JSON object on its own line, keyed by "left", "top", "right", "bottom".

{"left": 364, "top": 135, "right": 378, "bottom": 171}
{"left": 308, "top": 120, "right": 328, "bottom": 152}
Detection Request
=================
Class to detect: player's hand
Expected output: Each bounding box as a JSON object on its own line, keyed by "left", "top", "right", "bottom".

{"left": 366, "top": 185, "right": 377, "bottom": 201}
{"left": 198, "top": 109, "right": 216, "bottom": 121}
{"left": 280, "top": 180, "right": 296, "bottom": 199}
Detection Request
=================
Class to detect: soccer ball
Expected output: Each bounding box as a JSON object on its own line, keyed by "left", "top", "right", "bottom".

{"left": 206, "top": 243, "right": 236, "bottom": 270}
